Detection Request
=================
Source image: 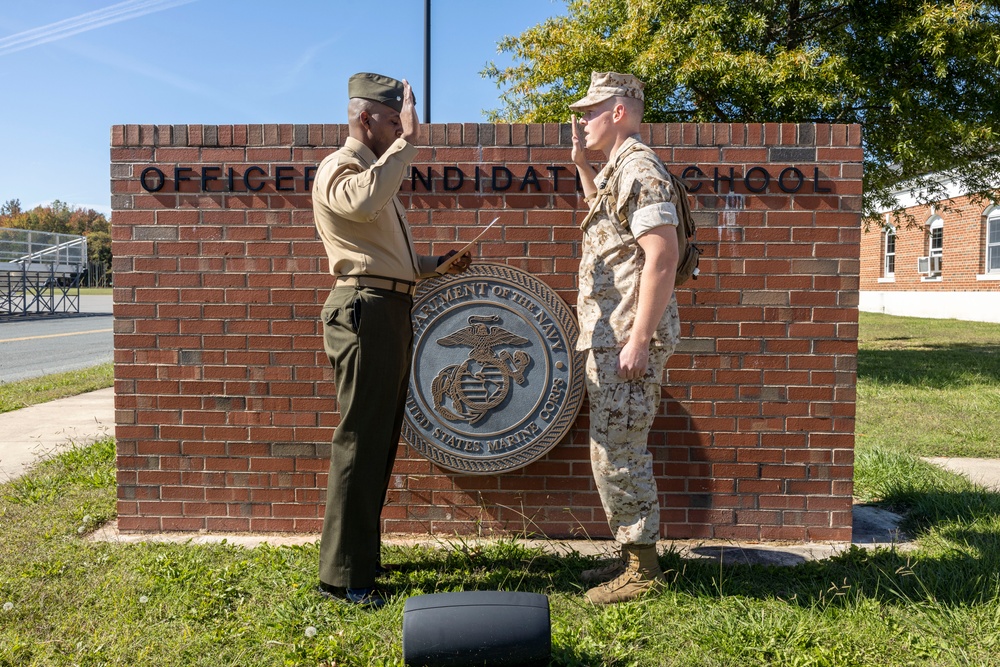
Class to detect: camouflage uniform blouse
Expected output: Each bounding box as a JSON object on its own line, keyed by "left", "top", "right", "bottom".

{"left": 576, "top": 135, "right": 682, "bottom": 352}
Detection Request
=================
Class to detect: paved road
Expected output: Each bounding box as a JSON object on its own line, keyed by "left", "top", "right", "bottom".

{"left": 0, "top": 295, "right": 113, "bottom": 383}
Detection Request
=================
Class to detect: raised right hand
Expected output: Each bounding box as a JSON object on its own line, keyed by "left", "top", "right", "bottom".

{"left": 400, "top": 79, "right": 419, "bottom": 144}
{"left": 570, "top": 114, "right": 588, "bottom": 168}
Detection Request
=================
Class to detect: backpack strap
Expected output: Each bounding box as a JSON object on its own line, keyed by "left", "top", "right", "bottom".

{"left": 579, "top": 142, "right": 701, "bottom": 284}
{"left": 579, "top": 141, "right": 648, "bottom": 235}
{"left": 613, "top": 143, "right": 697, "bottom": 249}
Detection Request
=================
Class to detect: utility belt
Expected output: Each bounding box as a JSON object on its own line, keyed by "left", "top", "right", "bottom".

{"left": 334, "top": 274, "right": 417, "bottom": 296}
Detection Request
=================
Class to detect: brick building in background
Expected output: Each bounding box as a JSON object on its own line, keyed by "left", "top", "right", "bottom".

{"left": 860, "top": 175, "right": 1000, "bottom": 323}
{"left": 111, "top": 122, "right": 862, "bottom": 542}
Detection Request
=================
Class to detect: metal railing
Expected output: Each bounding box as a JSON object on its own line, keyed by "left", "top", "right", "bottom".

{"left": 0, "top": 228, "right": 87, "bottom": 315}
{"left": 0, "top": 228, "right": 87, "bottom": 270}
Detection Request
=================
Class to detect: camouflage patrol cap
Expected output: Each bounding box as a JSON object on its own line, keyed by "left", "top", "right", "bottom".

{"left": 348, "top": 72, "right": 409, "bottom": 112}
{"left": 569, "top": 71, "right": 645, "bottom": 110}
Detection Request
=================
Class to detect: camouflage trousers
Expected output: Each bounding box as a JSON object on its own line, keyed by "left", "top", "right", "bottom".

{"left": 585, "top": 347, "right": 670, "bottom": 546}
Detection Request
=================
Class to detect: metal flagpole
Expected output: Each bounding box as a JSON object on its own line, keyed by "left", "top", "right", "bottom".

{"left": 423, "top": 0, "right": 431, "bottom": 122}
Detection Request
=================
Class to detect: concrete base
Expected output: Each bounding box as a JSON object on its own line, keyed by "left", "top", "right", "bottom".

{"left": 860, "top": 290, "right": 1000, "bottom": 323}
{"left": 87, "top": 504, "right": 912, "bottom": 566}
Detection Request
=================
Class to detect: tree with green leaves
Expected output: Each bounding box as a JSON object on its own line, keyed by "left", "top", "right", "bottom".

{"left": 484, "top": 0, "right": 1000, "bottom": 219}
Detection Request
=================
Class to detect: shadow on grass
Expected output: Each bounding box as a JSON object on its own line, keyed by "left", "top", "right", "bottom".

{"left": 685, "top": 482, "right": 1000, "bottom": 608}
{"left": 378, "top": 483, "right": 1000, "bottom": 633}
{"left": 887, "top": 488, "right": 1000, "bottom": 530}
{"left": 858, "top": 343, "right": 1000, "bottom": 386}
{"left": 382, "top": 537, "right": 998, "bottom": 610}
{"left": 368, "top": 533, "right": 997, "bottom": 665}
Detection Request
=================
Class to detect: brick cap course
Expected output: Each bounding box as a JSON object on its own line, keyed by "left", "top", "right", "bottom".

{"left": 110, "top": 123, "right": 862, "bottom": 149}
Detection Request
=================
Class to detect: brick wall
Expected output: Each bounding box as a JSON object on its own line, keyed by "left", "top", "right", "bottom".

{"left": 861, "top": 195, "right": 1000, "bottom": 290}
{"left": 111, "top": 122, "right": 862, "bottom": 541}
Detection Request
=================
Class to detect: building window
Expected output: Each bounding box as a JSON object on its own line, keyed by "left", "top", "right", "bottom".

{"left": 927, "top": 216, "right": 943, "bottom": 277}
{"left": 883, "top": 226, "right": 896, "bottom": 277}
{"left": 988, "top": 209, "right": 1000, "bottom": 274}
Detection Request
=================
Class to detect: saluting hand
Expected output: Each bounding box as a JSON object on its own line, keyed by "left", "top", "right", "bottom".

{"left": 570, "top": 114, "right": 588, "bottom": 169}
{"left": 570, "top": 113, "right": 599, "bottom": 199}
{"left": 401, "top": 79, "right": 419, "bottom": 145}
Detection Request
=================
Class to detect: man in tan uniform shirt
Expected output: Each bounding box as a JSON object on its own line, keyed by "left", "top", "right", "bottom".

{"left": 312, "top": 72, "right": 469, "bottom": 608}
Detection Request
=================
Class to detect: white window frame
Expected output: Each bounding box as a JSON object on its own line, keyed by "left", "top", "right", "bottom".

{"left": 883, "top": 224, "right": 896, "bottom": 278}
{"left": 924, "top": 215, "right": 943, "bottom": 280}
{"left": 878, "top": 220, "right": 899, "bottom": 283}
{"left": 987, "top": 207, "right": 1000, "bottom": 274}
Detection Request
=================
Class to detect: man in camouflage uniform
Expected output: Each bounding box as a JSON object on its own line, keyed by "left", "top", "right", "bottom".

{"left": 569, "top": 72, "right": 683, "bottom": 604}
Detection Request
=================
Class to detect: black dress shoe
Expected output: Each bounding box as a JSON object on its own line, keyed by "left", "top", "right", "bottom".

{"left": 317, "top": 583, "right": 386, "bottom": 609}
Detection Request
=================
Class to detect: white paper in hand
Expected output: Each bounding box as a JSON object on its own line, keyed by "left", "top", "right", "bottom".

{"left": 435, "top": 216, "right": 500, "bottom": 274}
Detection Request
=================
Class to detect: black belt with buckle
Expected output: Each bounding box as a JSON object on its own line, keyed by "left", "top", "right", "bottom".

{"left": 334, "top": 274, "right": 416, "bottom": 296}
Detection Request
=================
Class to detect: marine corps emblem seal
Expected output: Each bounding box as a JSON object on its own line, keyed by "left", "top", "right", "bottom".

{"left": 402, "top": 264, "right": 585, "bottom": 474}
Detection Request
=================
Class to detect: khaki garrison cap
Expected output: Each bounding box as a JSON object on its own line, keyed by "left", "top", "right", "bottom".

{"left": 348, "top": 72, "right": 408, "bottom": 112}
{"left": 569, "top": 71, "right": 645, "bottom": 110}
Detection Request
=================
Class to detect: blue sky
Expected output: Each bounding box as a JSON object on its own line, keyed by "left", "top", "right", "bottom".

{"left": 0, "top": 0, "right": 567, "bottom": 217}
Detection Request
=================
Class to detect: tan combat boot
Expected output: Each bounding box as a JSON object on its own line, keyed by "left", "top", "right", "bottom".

{"left": 580, "top": 546, "right": 625, "bottom": 584}
{"left": 585, "top": 543, "right": 664, "bottom": 604}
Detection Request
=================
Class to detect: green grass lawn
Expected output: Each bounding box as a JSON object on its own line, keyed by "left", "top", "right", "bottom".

{"left": 2, "top": 314, "right": 1000, "bottom": 666}
{"left": 857, "top": 313, "right": 1000, "bottom": 458}
{"left": 0, "top": 363, "right": 113, "bottom": 414}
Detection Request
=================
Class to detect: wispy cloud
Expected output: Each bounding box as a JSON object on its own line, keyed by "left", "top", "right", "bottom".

{"left": 64, "top": 38, "right": 246, "bottom": 113}
{"left": 270, "top": 37, "right": 341, "bottom": 96}
{"left": 0, "top": 0, "right": 198, "bottom": 56}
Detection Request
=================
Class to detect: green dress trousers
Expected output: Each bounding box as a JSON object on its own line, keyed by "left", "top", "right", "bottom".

{"left": 318, "top": 285, "right": 413, "bottom": 588}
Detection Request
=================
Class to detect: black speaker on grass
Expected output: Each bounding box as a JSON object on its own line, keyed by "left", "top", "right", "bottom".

{"left": 402, "top": 591, "right": 551, "bottom": 667}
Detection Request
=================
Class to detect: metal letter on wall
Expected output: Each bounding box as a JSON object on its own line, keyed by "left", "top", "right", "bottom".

{"left": 402, "top": 264, "right": 585, "bottom": 474}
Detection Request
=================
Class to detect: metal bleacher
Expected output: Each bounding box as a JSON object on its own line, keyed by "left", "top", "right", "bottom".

{"left": 0, "top": 228, "right": 87, "bottom": 316}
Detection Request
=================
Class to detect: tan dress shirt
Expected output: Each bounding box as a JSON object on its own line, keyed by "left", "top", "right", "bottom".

{"left": 312, "top": 136, "right": 439, "bottom": 282}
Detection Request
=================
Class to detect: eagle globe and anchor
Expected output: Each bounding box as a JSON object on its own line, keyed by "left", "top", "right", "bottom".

{"left": 402, "top": 263, "right": 585, "bottom": 474}
{"left": 431, "top": 314, "right": 530, "bottom": 425}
